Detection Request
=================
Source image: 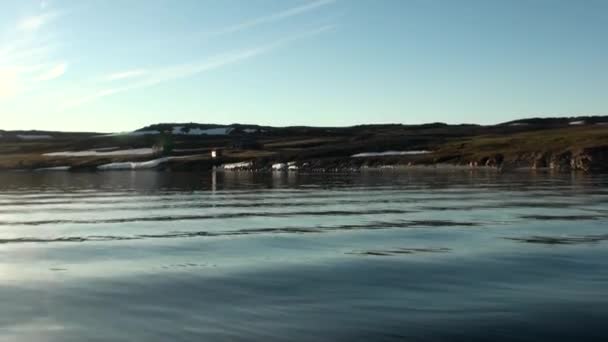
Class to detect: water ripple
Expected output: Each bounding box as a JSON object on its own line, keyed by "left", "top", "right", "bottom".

{"left": 0, "top": 220, "right": 480, "bottom": 244}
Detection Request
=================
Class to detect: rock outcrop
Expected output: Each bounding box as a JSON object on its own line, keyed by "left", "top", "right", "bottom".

{"left": 463, "top": 146, "right": 608, "bottom": 172}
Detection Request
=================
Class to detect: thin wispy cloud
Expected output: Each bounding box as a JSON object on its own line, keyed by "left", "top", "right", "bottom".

{"left": 36, "top": 62, "right": 67, "bottom": 81}
{"left": 208, "top": 0, "right": 336, "bottom": 36}
{"left": 104, "top": 69, "right": 148, "bottom": 81}
{"left": 60, "top": 25, "right": 335, "bottom": 111}
{"left": 0, "top": 43, "right": 54, "bottom": 66}
{"left": 11, "top": 64, "right": 46, "bottom": 74}
{"left": 60, "top": 48, "right": 268, "bottom": 111}
{"left": 0, "top": 4, "right": 67, "bottom": 101}
{"left": 60, "top": 88, "right": 120, "bottom": 110}
{"left": 17, "top": 12, "right": 58, "bottom": 31}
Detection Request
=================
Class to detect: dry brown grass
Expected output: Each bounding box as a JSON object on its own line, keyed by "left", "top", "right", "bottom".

{"left": 435, "top": 126, "right": 608, "bottom": 162}
{"left": 1, "top": 123, "right": 607, "bottom": 170}
{"left": 263, "top": 137, "right": 344, "bottom": 148}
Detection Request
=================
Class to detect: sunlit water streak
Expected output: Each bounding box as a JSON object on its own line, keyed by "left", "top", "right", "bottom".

{"left": 1, "top": 170, "right": 607, "bottom": 341}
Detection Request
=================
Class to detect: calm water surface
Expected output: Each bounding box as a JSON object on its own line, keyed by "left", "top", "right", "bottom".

{"left": 0, "top": 170, "right": 607, "bottom": 341}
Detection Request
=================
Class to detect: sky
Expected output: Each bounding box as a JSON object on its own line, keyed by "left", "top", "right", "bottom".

{"left": 0, "top": 0, "right": 607, "bottom": 132}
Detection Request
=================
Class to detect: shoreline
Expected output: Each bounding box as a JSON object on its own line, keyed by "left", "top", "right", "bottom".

{"left": 3, "top": 163, "right": 604, "bottom": 174}
{"left": 1, "top": 121, "right": 607, "bottom": 173}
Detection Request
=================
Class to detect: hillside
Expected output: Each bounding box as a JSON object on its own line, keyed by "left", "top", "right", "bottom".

{"left": 1, "top": 116, "right": 607, "bottom": 172}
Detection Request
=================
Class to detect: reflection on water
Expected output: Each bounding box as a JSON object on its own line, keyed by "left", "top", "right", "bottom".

{"left": 1, "top": 170, "right": 608, "bottom": 341}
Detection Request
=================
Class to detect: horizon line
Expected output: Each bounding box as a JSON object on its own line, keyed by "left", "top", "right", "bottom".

{"left": 1, "top": 114, "right": 606, "bottom": 134}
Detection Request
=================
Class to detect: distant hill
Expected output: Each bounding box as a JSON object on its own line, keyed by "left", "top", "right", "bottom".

{"left": 1, "top": 114, "right": 607, "bottom": 172}
{"left": 500, "top": 115, "right": 608, "bottom": 127}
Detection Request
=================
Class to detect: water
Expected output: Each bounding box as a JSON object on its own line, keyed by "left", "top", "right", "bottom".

{"left": 1, "top": 170, "right": 607, "bottom": 341}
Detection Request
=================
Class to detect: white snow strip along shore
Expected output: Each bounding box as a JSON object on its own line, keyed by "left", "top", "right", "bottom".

{"left": 34, "top": 166, "right": 71, "bottom": 171}
{"left": 221, "top": 161, "right": 253, "bottom": 170}
{"left": 272, "top": 163, "right": 286, "bottom": 170}
{"left": 18, "top": 135, "right": 53, "bottom": 140}
{"left": 351, "top": 151, "right": 430, "bottom": 157}
{"left": 44, "top": 148, "right": 154, "bottom": 157}
{"left": 97, "top": 155, "right": 201, "bottom": 170}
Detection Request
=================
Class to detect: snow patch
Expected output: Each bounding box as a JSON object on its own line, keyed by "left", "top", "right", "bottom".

{"left": 127, "top": 126, "right": 235, "bottom": 136}
{"left": 126, "top": 130, "right": 160, "bottom": 136}
{"left": 18, "top": 135, "right": 53, "bottom": 140}
{"left": 44, "top": 148, "right": 154, "bottom": 157}
{"left": 272, "top": 163, "right": 286, "bottom": 171}
{"left": 34, "top": 166, "right": 71, "bottom": 171}
{"left": 273, "top": 162, "right": 298, "bottom": 171}
{"left": 222, "top": 161, "right": 253, "bottom": 170}
{"left": 185, "top": 127, "right": 234, "bottom": 135}
{"left": 569, "top": 121, "right": 585, "bottom": 126}
{"left": 243, "top": 128, "right": 258, "bottom": 133}
{"left": 173, "top": 126, "right": 233, "bottom": 135}
{"left": 351, "top": 151, "right": 430, "bottom": 157}
{"left": 97, "top": 155, "right": 199, "bottom": 170}
{"left": 173, "top": 148, "right": 209, "bottom": 153}
{"left": 94, "top": 147, "right": 120, "bottom": 152}
{"left": 98, "top": 158, "right": 170, "bottom": 170}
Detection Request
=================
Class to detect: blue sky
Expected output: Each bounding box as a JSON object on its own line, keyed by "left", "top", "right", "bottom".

{"left": 1, "top": 0, "right": 607, "bottom": 132}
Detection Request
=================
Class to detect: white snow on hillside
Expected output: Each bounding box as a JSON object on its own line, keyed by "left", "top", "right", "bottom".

{"left": 34, "top": 166, "right": 71, "bottom": 171}
{"left": 124, "top": 126, "right": 235, "bottom": 136}
{"left": 272, "top": 163, "right": 286, "bottom": 170}
{"left": 172, "top": 126, "right": 185, "bottom": 134}
{"left": 221, "top": 161, "right": 252, "bottom": 170}
{"left": 185, "top": 127, "right": 234, "bottom": 135}
{"left": 17, "top": 135, "right": 53, "bottom": 140}
{"left": 93, "top": 131, "right": 157, "bottom": 137}
{"left": 44, "top": 148, "right": 154, "bottom": 157}
{"left": 94, "top": 147, "right": 120, "bottom": 151}
{"left": 271, "top": 162, "right": 299, "bottom": 171}
{"left": 97, "top": 155, "right": 200, "bottom": 170}
{"left": 98, "top": 157, "right": 171, "bottom": 170}
{"left": 569, "top": 121, "right": 585, "bottom": 125}
{"left": 173, "top": 148, "right": 209, "bottom": 153}
{"left": 124, "top": 130, "right": 160, "bottom": 136}
{"left": 351, "top": 151, "right": 430, "bottom": 157}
